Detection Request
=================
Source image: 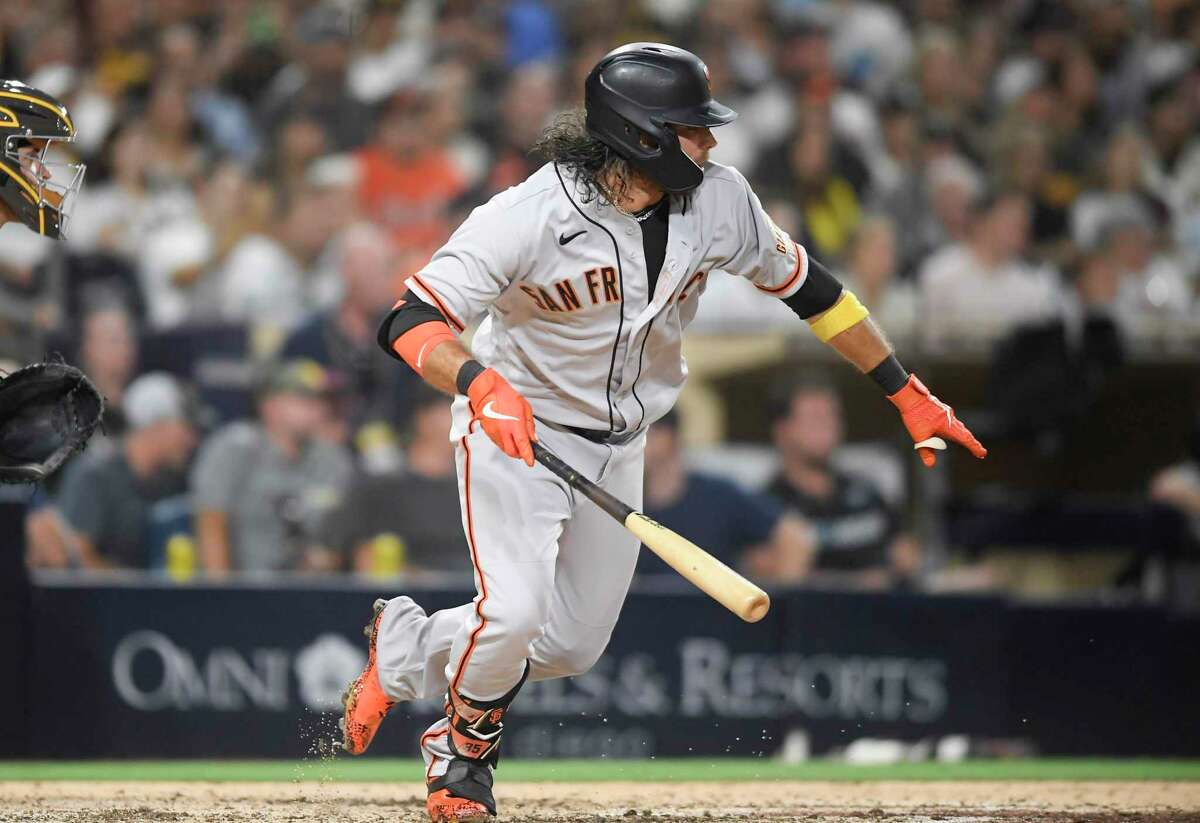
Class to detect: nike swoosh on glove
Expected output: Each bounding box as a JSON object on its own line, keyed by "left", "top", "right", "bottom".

{"left": 888, "top": 375, "right": 987, "bottom": 468}
{"left": 466, "top": 368, "right": 537, "bottom": 466}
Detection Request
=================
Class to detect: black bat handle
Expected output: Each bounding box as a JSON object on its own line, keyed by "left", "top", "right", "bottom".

{"left": 532, "top": 441, "right": 634, "bottom": 522}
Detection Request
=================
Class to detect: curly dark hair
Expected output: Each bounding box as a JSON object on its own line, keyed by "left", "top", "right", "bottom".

{"left": 531, "top": 108, "right": 639, "bottom": 204}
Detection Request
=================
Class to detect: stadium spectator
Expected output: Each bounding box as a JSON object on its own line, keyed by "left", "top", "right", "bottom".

{"left": 346, "top": 2, "right": 432, "bottom": 106}
{"left": 214, "top": 183, "right": 338, "bottom": 333}
{"left": 191, "top": 360, "right": 352, "bottom": 574}
{"left": 751, "top": 15, "right": 879, "bottom": 184}
{"left": 640, "top": 410, "right": 813, "bottom": 583}
{"left": 764, "top": 117, "right": 865, "bottom": 264}
{"left": 355, "top": 86, "right": 468, "bottom": 252}
{"left": 268, "top": 110, "right": 332, "bottom": 207}
{"left": 141, "top": 76, "right": 206, "bottom": 187}
{"left": 67, "top": 120, "right": 196, "bottom": 260}
{"left": 1070, "top": 127, "right": 1166, "bottom": 252}
{"left": 1083, "top": 0, "right": 1145, "bottom": 123}
{"left": 316, "top": 384, "right": 470, "bottom": 576}
{"left": 916, "top": 27, "right": 967, "bottom": 123}
{"left": 426, "top": 59, "right": 490, "bottom": 193}
{"left": 994, "top": 2, "right": 1077, "bottom": 110}
{"left": 75, "top": 302, "right": 138, "bottom": 437}
{"left": 479, "top": 62, "right": 559, "bottom": 195}
{"left": 1142, "top": 71, "right": 1200, "bottom": 268}
{"left": 1100, "top": 216, "right": 1195, "bottom": 342}
{"left": 828, "top": 0, "right": 912, "bottom": 98}
{"left": 281, "top": 223, "right": 419, "bottom": 461}
{"left": 918, "top": 190, "right": 1062, "bottom": 352}
{"left": 837, "top": 216, "right": 916, "bottom": 341}
{"left": 984, "top": 250, "right": 1124, "bottom": 443}
{"left": 156, "top": 22, "right": 261, "bottom": 165}
{"left": 1046, "top": 42, "right": 1106, "bottom": 184}
{"left": 918, "top": 154, "right": 982, "bottom": 265}
{"left": 0, "top": 229, "right": 56, "bottom": 363}
{"left": 871, "top": 94, "right": 926, "bottom": 275}
{"left": 993, "top": 124, "right": 1074, "bottom": 263}
{"left": 766, "top": 377, "right": 919, "bottom": 590}
{"left": 138, "top": 160, "right": 281, "bottom": 329}
{"left": 30, "top": 373, "right": 197, "bottom": 570}
{"left": 258, "top": 4, "right": 372, "bottom": 152}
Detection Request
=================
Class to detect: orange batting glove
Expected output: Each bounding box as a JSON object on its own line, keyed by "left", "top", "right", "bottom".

{"left": 466, "top": 368, "right": 537, "bottom": 466}
{"left": 888, "top": 375, "right": 987, "bottom": 468}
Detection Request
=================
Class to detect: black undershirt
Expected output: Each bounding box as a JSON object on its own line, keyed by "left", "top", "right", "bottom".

{"left": 638, "top": 199, "right": 670, "bottom": 299}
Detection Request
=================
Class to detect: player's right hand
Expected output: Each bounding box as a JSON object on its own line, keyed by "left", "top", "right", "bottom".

{"left": 466, "top": 367, "right": 537, "bottom": 466}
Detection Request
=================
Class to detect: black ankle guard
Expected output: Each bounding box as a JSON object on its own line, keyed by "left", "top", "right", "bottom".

{"left": 446, "top": 663, "right": 529, "bottom": 763}
{"left": 427, "top": 758, "right": 496, "bottom": 815}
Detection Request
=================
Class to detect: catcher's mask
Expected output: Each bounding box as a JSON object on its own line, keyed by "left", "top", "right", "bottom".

{"left": 585, "top": 43, "right": 736, "bottom": 194}
{"left": 0, "top": 79, "right": 86, "bottom": 238}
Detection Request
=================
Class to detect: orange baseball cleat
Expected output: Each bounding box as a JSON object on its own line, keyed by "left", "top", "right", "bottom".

{"left": 339, "top": 598, "right": 395, "bottom": 755}
{"left": 426, "top": 788, "right": 493, "bottom": 822}
{"left": 426, "top": 759, "right": 496, "bottom": 822}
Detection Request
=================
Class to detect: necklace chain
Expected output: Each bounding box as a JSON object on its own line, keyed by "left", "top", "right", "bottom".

{"left": 599, "top": 179, "right": 660, "bottom": 222}
{"left": 625, "top": 204, "right": 658, "bottom": 223}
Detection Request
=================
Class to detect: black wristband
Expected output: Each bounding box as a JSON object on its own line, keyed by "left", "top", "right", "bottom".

{"left": 455, "top": 360, "right": 487, "bottom": 395}
{"left": 868, "top": 354, "right": 909, "bottom": 395}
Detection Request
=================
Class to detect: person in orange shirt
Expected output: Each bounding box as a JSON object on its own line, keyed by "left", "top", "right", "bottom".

{"left": 355, "top": 89, "right": 467, "bottom": 251}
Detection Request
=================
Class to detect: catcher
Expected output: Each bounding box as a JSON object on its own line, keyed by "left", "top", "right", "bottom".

{"left": 0, "top": 79, "right": 102, "bottom": 483}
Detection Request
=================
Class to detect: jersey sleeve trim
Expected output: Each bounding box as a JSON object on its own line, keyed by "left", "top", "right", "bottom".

{"left": 754, "top": 241, "right": 808, "bottom": 298}
{"left": 408, "top": 274, "right": 466, "bottom": 333}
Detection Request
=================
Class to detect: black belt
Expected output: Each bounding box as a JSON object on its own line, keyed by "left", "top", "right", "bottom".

{"left": 539, "top": 418, "right": 643, "bottom": 446}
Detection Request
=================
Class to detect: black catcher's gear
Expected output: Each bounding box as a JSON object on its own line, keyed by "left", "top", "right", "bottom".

{"left": 0, "top": 362, "right": 104, "bottom": 484}
{"left": 0, "top": 80, "right": 86, "bottom": 238}
{"left": 585, "top": 43, "right": 737, "bottom": 194}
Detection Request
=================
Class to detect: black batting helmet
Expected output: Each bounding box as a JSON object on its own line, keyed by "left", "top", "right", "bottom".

{"left": 0, "top": 80, "right": 85, "bottom": 238}
{"left": 585, "top": 43, "right": 737, "bottom": 194}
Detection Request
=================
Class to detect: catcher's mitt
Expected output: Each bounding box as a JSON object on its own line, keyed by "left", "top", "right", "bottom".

{"left": 0, "top": 362, "right": 104, "bottom": 484}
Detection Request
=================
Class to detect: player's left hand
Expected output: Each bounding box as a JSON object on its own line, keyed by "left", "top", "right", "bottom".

{"left": 888, "top": 374, "right": 987, "bottom": 468}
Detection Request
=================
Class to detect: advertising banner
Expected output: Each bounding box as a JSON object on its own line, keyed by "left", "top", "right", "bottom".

{"left": 28, "top": 581, "right": 1014, "bottom": 759}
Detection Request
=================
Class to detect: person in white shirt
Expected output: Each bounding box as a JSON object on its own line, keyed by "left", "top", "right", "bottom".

{"left": 1100, "top": 217, "right": 1196, "bottom": 342}
{"left": 919, "top": 190, "right": 1062, "bottom": 352}
{"left": 216, "top": 184, "right": 337, "bottom": 332}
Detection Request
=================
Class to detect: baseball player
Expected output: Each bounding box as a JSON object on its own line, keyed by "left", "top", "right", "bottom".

{"left": 341, "top": 44, "right": 987, "bottom": 822}
{"left": 0, "top": 78, "right": 99, "bottom": 760}
{"left": 0, "top": 79, "right": 100, "bottom": 485}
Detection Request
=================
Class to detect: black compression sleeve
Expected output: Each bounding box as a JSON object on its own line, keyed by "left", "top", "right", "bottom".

{"left": 376, "top": 294, "right": 452, "bottom": 362}
{"left": 782, "top": 256, "right": 844, "bottom": 319}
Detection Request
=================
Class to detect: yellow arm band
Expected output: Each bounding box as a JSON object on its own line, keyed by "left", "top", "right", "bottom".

{"left": 807, "top": 290, "right": 869, "bottom": 343}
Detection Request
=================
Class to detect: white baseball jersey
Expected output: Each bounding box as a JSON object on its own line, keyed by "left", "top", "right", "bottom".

{"left": 404, "top": 160, "right": 809, "bottom": 433}
{"left": 375, "top": 159, "right": 811, "bottom": 758}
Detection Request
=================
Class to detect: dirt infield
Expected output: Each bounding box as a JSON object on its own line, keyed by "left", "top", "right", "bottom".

{"left": 2, "top": 781, "right": 1199, "bottom": 823}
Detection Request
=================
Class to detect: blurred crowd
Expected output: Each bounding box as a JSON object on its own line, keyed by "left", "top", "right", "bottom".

{"left": 3, "top": 0, "right": 1199, "bottom": 594}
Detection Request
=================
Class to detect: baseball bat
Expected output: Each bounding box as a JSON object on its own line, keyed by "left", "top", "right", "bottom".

{"left": 532, "top": 441, "right": 770, "bottom": 623}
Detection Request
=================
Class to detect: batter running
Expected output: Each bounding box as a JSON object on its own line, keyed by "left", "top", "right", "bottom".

{"left": 340, "top": 43, "right": 987, "bottom": 822}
